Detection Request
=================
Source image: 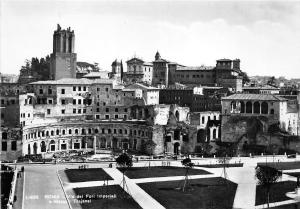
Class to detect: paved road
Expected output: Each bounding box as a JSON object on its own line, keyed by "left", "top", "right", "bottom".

{"left": 22, "top": 164, "right": 70, "bottom": 209}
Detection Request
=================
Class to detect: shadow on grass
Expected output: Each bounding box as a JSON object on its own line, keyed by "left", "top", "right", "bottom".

{"left": 119, "top": 166, "right": 211, "bottom": 179}
{"left": 64, "top": 168, "right": 113, "bottom": 182}
{"left": 255, "top": 181, "right": 297, "bottom": 206}
{"left": 69, "top": 185, "right": 142, "bottom": 209}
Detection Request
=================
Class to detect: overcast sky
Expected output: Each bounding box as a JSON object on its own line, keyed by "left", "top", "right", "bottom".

{"left": 1, "top": 0, "right": 300, "bottom": 78}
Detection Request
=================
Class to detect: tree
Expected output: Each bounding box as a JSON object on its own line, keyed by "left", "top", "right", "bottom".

{"left": 116, "top": 152, "right": 133, "bottom": 193}
{"left": 240, "top": 71, "right": 250, "bottom": 85}
{"left": 181, "top": 157, "right": 194, "bottom": 192}
{"left": 255, "top": 165, "right": 282, "bottom": 208}
{"left": 120, "top": 60, "right": 124, "bottom": 82}
{"left": 216, "top": 145, "right": 233, "bottom": 181}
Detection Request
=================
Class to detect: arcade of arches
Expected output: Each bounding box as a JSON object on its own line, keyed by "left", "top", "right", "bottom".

{"left": 230, "top": 101, "right": 274, "bottom": 115}
{"left": 197, "top": 126, "right": 220, "bottom": 143}
{"left": 22, "top": 122, "right": 152, "bottom": 155}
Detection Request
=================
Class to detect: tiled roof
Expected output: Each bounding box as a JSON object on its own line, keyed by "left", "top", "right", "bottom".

{"left": 124, "top": 83, "right": 159, "bottom": 90}
{"left": 177, "top": 66, "right": 215, "bottom": 71}
{"left": 83, "top": 71, "right": 109, "bottom": 78}
{"left": 222, "top": 93, "right": 287, "bottom": 101}
{"left": 243, "top": 85, "right": 280, "bottom": 90}
{"left": 30, "top": 78, "right": 114, "bottom": 85}
{"left": 217, "top": 58, "right": 232, "bottom": 62}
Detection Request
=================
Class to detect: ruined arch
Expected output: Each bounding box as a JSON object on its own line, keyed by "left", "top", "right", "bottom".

{"left": 33, "top": 142, "right": 37, "bottom": 154}
{"left": 175, "top": 110, "right": 179, "bottom": 121}
{"left": 213, "top": 129, "right": 217, "bottom": 139}
{"left": 40, "top": 141, "right": 46, "bottom": 152}
{"left": 174, "top": 142, "right": 180, "bottom": 155}
{"left": 197, "top": 129, "right": 206, "bottom": 143}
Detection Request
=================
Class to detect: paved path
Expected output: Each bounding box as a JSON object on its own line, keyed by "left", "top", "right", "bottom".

{"left": 103, "top": 168, "right": 165, "bottom": 209}
{"left": 22, "top": 165, "right": 70, "bottom": 209}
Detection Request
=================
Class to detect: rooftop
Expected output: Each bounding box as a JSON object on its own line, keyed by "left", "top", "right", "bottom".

{"left": 222, "top": 93, "right": 287, "bottom": 101}
{"left": 124, "top": 83, "right": 159, "bottom": 91}
{"left": 177, "top": 66, "right": 215, "bottom": 71}
{"left": 83, "top": 71, "right": 109, "bottom": 78}
{"left": 30, "top": 78, "right": 114, "bottom": 85}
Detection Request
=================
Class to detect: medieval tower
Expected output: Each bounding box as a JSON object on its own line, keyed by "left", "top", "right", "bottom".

{"left": 50, "top": 24, "right": 77, "bottom": 80}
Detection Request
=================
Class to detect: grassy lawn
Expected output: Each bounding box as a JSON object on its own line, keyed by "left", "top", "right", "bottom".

{"left": 138, "top": 177, "right": 237, "bottom": 209}
{"left": 64, "top": 168, "right": 113, "bottom": 182}
{"left": 257, "top": 162, "right": 300, "bottom": 170}
{"left": 195, "top": 163, "right": 243, "bottom": 168}
{"left": 255, "top": 181, "right": 297, "bottom": 206}
{"left": 119, "top": 166, "right": 211, "bottom": 179}
{"left": 70, "top": 185, "right": 142, "bottom": 209}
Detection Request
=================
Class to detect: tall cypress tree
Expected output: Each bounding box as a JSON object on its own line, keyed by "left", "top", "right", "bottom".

{"left": 120, "top": 60, "right": 124, "bottom": 82}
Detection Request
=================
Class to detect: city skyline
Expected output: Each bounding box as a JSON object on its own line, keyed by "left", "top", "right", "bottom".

{"left": 1, "top": 0, "right": 300, "bottom": 78}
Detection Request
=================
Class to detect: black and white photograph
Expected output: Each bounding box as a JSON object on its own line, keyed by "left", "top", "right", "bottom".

{"left": 1, "top": 0, "right": 300, "bottom": 208}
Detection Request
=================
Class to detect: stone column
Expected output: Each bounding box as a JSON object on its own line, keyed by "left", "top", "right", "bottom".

{"left": 259, "top": 102, "right": 262, "bottom": 114}
{"left": 60, "top": 33, "right": 63, "bottom": 53}
{"left": 93, "top": 136, "right": 97, "bottom": 153}
{"left": 65, "top": 34, "right": 69, "bottom": 53}
{"left": 71, "top": 34, "right": 75, "bottom": 53}
{"left": 216, "top": 127, "right": 219, "bottom": 140}
{"left": 142, "top": 108, "right": 145, "bottom": 119}
{"left": 136, "top": 108, "right": 139, "bottom": 119}
{"left": 251, "top": 102, "right": 254, "bottom": 114}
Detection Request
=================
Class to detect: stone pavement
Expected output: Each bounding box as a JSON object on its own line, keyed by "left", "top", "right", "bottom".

{"left": 102, "top": 168, "right": 165, "bottom": 209}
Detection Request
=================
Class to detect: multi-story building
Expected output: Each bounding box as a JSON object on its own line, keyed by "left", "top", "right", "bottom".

{"left": 124, "top": 57, "right": 153, "bottom": 85}
{"left": 221, "top": 93, "right": 300, "bottom": 154}
{"left": 152, "top": 52, "right": 243, "bottom": 92}
{"left": 0, "top": 83, "right": 28, "bottom": 161}
{"left": 243, "top": 85, "right": 280, "bottom": 94}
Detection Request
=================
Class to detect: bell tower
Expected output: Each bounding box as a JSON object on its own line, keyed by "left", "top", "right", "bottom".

{"left": 50, "top": 24, "right": 77, "bottom": 80}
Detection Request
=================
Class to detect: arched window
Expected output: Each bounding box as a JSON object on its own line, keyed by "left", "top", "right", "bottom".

{"left": 94, "top": 129, "right": 99, "bottom": 134}
{"left": 240, "top": 101, "right": 245, "bottom": 113}
{"left": 82, "top": 129, "right": 85, "bottom": 134}
{"left": 69, "top": 129, "right": 72, "bottom": 134}
{"left": 261, "top": 102, "right": 268, "bottom": 114}
{"left": 46, "top": 131, "right": 49, "bottom": 136}
{"left": 270, "top": 109, "right": 274, "bottom": 114}
{"left": 253, "top": 102, "right": 260, "bottom": 114}
{"left": 201, "top": 116, "right": 205, "bottom": 124}
{"left": 175, "top": 111, "right": 179, "bottom": 121}
{"left": 246, "top": 101, "right": 252, "bottom": 113}
{"left": 62, "top": 130, "right": 65, "bottom": 135}
{"left": 40, "top": 141, "right": 46, "bottom": 152}
{"left": 213, "top": 129, "right": 216, "bottom": 139}
{"left": 51, "top": 131, "right": 54, "bottom": 136}
{"left": 75, "top": 129, "right": 78, "bottom": 134}
{"left": 56, "top": 130, "right": 59, "bottom": 135}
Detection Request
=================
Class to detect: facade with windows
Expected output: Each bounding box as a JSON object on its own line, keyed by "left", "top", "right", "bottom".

{"left": 125, "top": 57, "right": 153, "bottom": 85}
{"left": 221, "top": 94, "right": 299, "bottom": 148}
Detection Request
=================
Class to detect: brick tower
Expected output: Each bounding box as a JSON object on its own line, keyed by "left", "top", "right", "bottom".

{"left": 50, "top": 24, "right": 77, "bottom": 80}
